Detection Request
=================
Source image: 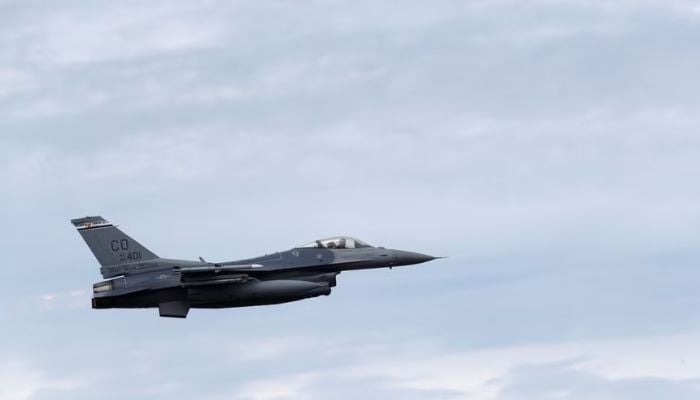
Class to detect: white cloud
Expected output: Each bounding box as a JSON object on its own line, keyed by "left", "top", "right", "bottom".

{"left": 0, "top": 362, "right": 84, "bottom": 400}
{"left": 234, "top": 372, "right": 317, "bottom": 400}
{"left": 0, "top": 68, "right": 36, "bottom": 98}
{"left": 2, "top": 107, "right": 698, "bottom": 258}
{"left": 217, "top": 332, "right": 700, "bottom": 400}
{"left": 3, "top": 330, "right": 700, "bottom": 400}
{"left": 31, "top": 2, "right": 225, "bottom": 66}
{"left": 498, "top": 361, "right": 700, "bottom": 400}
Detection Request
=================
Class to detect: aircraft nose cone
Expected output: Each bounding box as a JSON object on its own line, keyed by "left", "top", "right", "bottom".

{"left": 392, "top": 250, "right": 436, "bottom": 266}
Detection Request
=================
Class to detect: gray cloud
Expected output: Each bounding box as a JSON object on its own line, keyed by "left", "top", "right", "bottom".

{"left": 499, "top": 360, "right": 700, "bottom": 400}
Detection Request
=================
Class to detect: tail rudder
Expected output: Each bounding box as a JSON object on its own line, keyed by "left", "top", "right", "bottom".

{"left": 71, "top": 216, "right": 159, "bottom": 268}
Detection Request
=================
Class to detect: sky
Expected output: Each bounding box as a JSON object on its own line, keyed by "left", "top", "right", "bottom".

{"left": 1, "top": 0, "right": 700, "bottom": 399}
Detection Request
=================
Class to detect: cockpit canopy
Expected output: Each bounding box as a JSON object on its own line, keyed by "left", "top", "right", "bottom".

{"left": 298, "top": 237, "right": 372, "bottom": 249}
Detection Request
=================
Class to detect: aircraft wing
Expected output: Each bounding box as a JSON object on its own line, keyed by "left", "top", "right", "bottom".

{"left": 174, "top": 264, "right": 263, "bottom": 274}
{"left": 177, "top": 262, "right": 338, "bottom": 275}
{"left": 174, "top": 264, "right": 261, "bottom": 287}
{"left": 174, "top": 263, "right": 337, "bottom": 287}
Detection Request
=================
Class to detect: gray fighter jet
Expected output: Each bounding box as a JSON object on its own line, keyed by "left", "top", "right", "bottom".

{"left": 71, "top": 216, "right": 440, "bottom": 318}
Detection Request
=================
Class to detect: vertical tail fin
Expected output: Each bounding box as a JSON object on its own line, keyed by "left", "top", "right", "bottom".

{"left": 71, "top": 216, "right": 159, "bottom": 267}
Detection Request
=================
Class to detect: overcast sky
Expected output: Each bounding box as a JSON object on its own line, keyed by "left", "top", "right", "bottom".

{"left": 2, "top": 0, "right": 700, "bottom": 399}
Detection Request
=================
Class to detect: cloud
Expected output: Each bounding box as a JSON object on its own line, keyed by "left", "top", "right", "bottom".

{"left": 499, "top": 360, "right": 700, "bottom": 400}
{"left": 98, "top": 331, "right": 700, "bottom": 399}
{"left": 0, "top": 362, "right": 85, "bottom": 400}
{"left": 0, "top": 1, "right": 226, "bottom": 66}
{"left": 2, "top": 107, "right": 698, "bottom": 259}
{"left": 0, "top": 68, "right": 36, "bottom": 98}
{"left": 2, "top": 0, "right": 699, "bottom": 124}
{"left": 4, "top": 302, "right": 700, "bottom": 400}
{"left": 234, "top": 374, "right": 463, "bottom": 400}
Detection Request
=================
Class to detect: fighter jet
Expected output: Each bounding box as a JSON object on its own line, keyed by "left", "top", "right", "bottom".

{"left": 71, "top": 216, "right": 440, "bottom": 318}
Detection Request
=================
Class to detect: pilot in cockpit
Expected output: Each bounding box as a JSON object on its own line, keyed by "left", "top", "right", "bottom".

{"left": 305, "top": 237, "right": 372, "bottom": 250}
